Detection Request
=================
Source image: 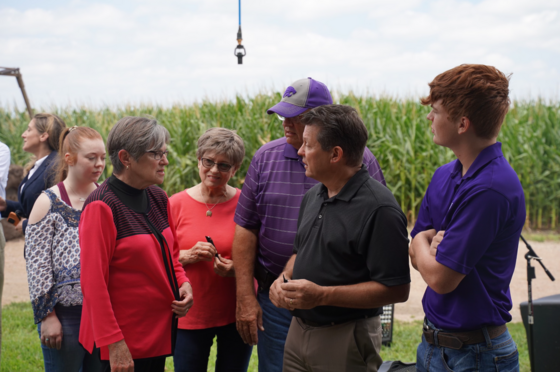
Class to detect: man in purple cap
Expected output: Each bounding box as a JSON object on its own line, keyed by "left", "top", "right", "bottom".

{"left": 232, "top": 77, "right": 386, "bottom": 372}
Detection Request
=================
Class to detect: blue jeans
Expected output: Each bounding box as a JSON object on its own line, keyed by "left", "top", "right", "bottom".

{"left": 37, "top": 305, "right": 102, "bottom": 372}
{"left": 257, "top": 290, "right": 293, "bottom": 372}
{"left": 416, "top": 319, "right": 519, "bottom": 372}
{"left": 173, "top": 322, "right": 252, "bottom": 372}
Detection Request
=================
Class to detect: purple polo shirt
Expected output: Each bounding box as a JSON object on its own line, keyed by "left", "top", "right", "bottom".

{"left": 235, "top": 137, "right": 385, "bottom": 276}
{"left": 411, "top": 142, "right": 525, "bottom": 331}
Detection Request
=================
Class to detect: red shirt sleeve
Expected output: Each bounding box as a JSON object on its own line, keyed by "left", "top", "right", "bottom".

{"left": 79, "top": 201, "right": 124, "bottom": 347}
{"left": 167, "top": 199, "right": 189, "bottom": 287}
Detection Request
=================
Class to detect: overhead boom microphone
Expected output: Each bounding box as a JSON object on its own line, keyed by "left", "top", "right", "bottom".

{"left": 234, "top": 0, "right": 246, "bottom": 64}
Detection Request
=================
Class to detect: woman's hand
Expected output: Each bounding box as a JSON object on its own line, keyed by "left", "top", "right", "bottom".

{"left": 108, "top": 339, "right": 134, "bottom": 372}
{"left": 214, "top": 255, "right": 235, "bottom": 277}
{"left": 172, "top": 282, "right": 194, "bottom": 318}
{"left": 15, "top": 218, "right": 26, "bottom": 233}
{"left": 41, "top": 311, "right": 63, "bottom": 350}
{"left": 0, "top": 196, "right": 6, "bottom": 212}
{"left": 178, "top": 242, "right": 217, "bottom": 265}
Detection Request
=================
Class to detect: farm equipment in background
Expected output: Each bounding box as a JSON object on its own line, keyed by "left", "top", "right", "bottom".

{"left": 0, "top": 66, "right": 33, "bottom": 119}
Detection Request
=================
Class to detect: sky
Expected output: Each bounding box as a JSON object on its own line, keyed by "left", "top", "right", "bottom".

{"left": 1, "top": 0, "right": 559, "bottom": 109}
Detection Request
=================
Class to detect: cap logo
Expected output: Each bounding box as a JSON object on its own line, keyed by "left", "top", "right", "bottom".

{"left": 283, "top": 86, "right": 297, "bottom": 98}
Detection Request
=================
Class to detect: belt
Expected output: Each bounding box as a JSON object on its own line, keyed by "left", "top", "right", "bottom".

{"left": 254, "top": 261, "right": 277, "bottom": 292}
{"left": 299, "top": 314, "right": 378, "bottom": 328}
{"left": 423, "top": 321, "right": 507, "bottom": 350}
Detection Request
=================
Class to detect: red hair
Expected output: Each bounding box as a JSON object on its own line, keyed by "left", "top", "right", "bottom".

{"left": 55, "top": 127, "right": 104, "bottom": 183}
{"left": 421, "top": 64, "right": 511, "bottom": 139}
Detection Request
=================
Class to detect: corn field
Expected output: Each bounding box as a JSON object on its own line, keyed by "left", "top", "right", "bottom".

{"left": 0, "top": 94, "right": 558, "bottom": 230}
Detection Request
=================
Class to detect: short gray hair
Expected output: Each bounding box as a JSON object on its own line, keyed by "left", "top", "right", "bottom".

{"left": 107, "top": 116, "right": 170, "bottom": 174}
{"left": 196, "top": 128, "right": 245, "bottom": 168}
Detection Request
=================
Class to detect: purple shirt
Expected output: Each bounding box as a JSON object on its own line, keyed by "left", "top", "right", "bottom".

{"left": 411, "top": 142, "right": 525, "bottom": 331}
{"left": 234, "top": 137, "right": 386, "bottom": 276}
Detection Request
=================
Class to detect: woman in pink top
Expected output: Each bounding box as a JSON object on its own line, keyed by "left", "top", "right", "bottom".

{"left": 170, "top": 128, "right": 252, "bottom": 372}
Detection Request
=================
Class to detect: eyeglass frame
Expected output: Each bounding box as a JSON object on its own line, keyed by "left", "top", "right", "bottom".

{"left": 146, "top": 150, "right": 169, "bottom": 160}
{"left": 276, "top": 109, "right": 311, "bottom": 124}
{"left": 200, "top": 158, "right": 234, "bottom": 172}
{"left": 277, "top": 114, "right": 304, "bottom": 123}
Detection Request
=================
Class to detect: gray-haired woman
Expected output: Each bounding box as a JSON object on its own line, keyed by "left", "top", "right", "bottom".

{"left": 169, "top": 128, "right": 252, "bottom": 372}
{"left": 79, "top": 117, "right": 193, "bottom": 372}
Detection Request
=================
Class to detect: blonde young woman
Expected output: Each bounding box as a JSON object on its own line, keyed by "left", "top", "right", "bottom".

{"left": 26, "top": 126, "right": 106, "bottom": 372}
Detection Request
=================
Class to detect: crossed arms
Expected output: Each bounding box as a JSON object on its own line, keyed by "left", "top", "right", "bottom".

{"left": 409, "top": 229, "right": 465, "bottom": 295}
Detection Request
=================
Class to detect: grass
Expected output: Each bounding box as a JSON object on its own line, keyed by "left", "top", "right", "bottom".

{"left": 1, "top": 95, "right": 559, "bottom": 230}
{"left": 2, "top": 302, "right": 531, "bottom": 371}
{"left": 522, "top": 231, "right": 560, "bottom": 243}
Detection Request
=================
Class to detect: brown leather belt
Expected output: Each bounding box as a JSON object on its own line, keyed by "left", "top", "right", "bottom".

{"left": 423, "top": 323, "right": 507, "bottom": 350}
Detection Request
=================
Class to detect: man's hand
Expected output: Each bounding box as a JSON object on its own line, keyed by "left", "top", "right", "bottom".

{"left": 40, "top": 311, "right": 63, "bottom": 350}
{"left": 15, "top": 218, "right": 26, "bottom": 233}
{"left": 430, "top": 230, "right": 445, "bottom": 256}
{"left": 0, "top": 196, "right": 6, "bottom": 212}
{"left": 411, "top": 228, "right": 464, "bottom": 294}
{"left": 179, "top": 242, "right": 217, "bottom": 265}
{"left": 410, "top": 229, "right": 437, "bottom": 270}
{"left": 172, "top": 282, "right": 194, "bottom": 318}
{"left": 108, "top": 339, "right": 134, "bottom": 372}
{"left": 421, "top": 229, "right": 437, "bottom": 244}
{"left": 281, "top": 279, "right": 324, "bottom": 311}
{"left": 236, "top": 295, "right": 264, "bottom": 345}
{"left": 269, "top": 273, "right": 291, "bottom": 309}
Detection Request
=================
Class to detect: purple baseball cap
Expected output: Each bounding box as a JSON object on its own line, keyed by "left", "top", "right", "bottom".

{"left": 267, "top": 77, "right": 333, "bottom": 118}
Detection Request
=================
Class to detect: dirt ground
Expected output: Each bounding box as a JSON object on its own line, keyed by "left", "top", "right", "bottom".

{"left": 3, "top": 238, "right": 560, "bottom": 323}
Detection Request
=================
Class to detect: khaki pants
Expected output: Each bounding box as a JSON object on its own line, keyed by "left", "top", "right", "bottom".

{"left": 283, "top": 316, "right": 383, "bottom": 372}
{"left": 0, "top": 224, "right": 5, "bottom": 364}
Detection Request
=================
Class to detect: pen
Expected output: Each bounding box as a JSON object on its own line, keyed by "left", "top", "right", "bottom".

{"left": 206, "top": 236, "right": 221, "bottom": 261}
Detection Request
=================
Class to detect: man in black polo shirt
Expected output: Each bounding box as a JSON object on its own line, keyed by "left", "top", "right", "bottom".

{"left": 269, "top": 105, "right": 410, "bottom": 372}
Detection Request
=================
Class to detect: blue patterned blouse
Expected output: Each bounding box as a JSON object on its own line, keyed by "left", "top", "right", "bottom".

{"left": 25, "top": 189, "right": 83, "bottom": 323}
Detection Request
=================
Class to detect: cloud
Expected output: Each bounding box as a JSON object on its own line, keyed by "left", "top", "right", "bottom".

{"left": 0, "top": 0, "right": 558, "bottom": 109}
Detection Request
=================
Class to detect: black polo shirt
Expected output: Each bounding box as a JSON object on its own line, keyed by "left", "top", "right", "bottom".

{"left": 292, "top": 167, "right": 410, "bottom": 324}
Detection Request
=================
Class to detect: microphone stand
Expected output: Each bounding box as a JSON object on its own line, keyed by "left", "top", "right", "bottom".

{"left": 520, "top": 234, "right": 555, "bottom": 372}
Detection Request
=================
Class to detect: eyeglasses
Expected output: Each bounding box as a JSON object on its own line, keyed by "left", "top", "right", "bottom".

{"left": 277, "top": 114, "right": 304, "bottom": 124}
{"left": 146, "top": 150, "right": 169, "bottom": 160}
{"left": 201, "top": 158, "right": 233, "bottom": 172}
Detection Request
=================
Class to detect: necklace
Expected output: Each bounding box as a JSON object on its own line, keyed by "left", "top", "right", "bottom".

{"left": 199, "top": 186, "right": 227, "bottom": 217}
{"left": 66, "top": 182, "right": 89, "bottom": 203}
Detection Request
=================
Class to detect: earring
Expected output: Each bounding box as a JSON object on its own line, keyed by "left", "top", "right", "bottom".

{"left": 126, "top": 165, "right": 129, "bottom": 170}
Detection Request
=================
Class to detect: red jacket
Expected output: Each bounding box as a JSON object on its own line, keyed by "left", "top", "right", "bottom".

{"left": 79, "top": 182, "right": 189, "bottom": 360}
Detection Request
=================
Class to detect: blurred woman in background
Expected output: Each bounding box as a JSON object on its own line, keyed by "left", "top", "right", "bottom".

{"left": 0, "top": 113, "right": 66, "bottom": 234}
{"left": 170, "top": 128, "right": 252, "bottom": 372}
{"left": 26, "top": 126, "right": 105, "bottom": 371}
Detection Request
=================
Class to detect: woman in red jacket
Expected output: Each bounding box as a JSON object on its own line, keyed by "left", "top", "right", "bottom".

{"left": 79, "top": 117, "right": 193, "bottom": 372}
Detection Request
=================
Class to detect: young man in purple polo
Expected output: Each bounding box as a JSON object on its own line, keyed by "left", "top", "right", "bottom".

{"left": 232, "top": 77, "right": 386, "bottom": 372}
{"left": 409, "top": 64, "right": 525, "bottom": 372}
